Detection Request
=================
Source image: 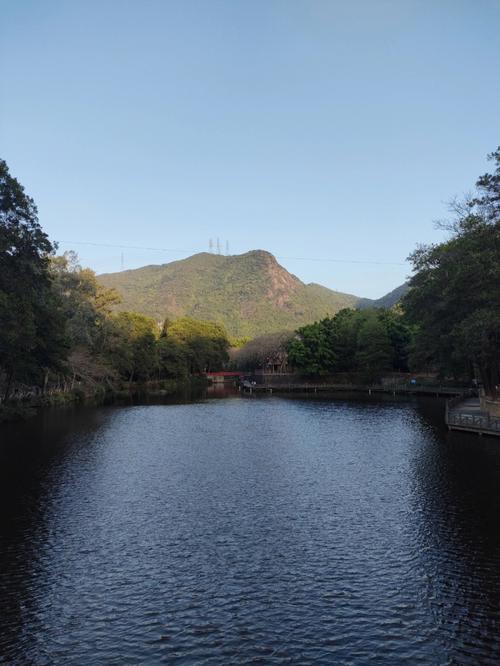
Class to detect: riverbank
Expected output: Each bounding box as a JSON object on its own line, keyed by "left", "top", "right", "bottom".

{"left": 0, "top": 377, "right": 207, "bottom": 424}
{"left": 0, "top": 375, "right": 481, "bottom": 435}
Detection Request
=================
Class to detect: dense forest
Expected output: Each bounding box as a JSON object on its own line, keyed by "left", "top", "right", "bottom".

{"left": 403, "top": 149, "right": 500, "bottom": 397}
{"left": 286, "top": 308, "right": 413, "bottom": 381}
{"left": 0, "top": 158, "right": 229, "bottom": 413}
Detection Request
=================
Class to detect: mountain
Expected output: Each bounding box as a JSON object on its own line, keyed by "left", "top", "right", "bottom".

{"left": 357, "top": 283, "right": 409, "bottom": 310}
{"left": 98, "top": 250, "right": 361, "bottom": 337}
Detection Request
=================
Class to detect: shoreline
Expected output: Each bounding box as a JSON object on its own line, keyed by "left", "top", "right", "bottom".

{"left": 0, "top": 377, "right": 208, "bottom": 424}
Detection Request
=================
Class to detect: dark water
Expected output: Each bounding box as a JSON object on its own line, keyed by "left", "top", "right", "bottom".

{"left": 1, "top": 395, "right": 500, "bottom": 665}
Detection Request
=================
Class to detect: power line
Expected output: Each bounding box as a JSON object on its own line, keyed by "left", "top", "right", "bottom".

{"left": 276, "top": 255, "right": 406, "bottom": 266}
{"left": 58, "top": 240, "right": 197, "bottom": 253}
{"left": 57, "top": 239, "right": 407, "bottom": 266}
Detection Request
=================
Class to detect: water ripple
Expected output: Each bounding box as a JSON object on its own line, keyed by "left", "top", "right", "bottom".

{"left": 1, "top": 397, "right": 500, "bottom": 664}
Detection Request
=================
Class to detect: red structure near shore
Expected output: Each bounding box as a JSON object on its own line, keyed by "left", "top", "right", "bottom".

{"left": 204, "top": 371, "right": 244, "bottom": 383}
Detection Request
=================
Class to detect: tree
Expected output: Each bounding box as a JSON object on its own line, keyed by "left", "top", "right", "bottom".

{"left": 50, "top": 251, "right": 121, "bottom": 349}
{"left": 378, "top": 308, "right": 413, "bottom": 372}
{"left": 101, "top": 312, "right": 159, "bottom": 382}
{"left": 355, "top": 312, "right": 392, "bottom": 380}
{"left": 165, "top": 317, "right": 230, "bottom": 372}
{"left": 0, "top": 159, "right": 67, "bottom": 399}
{"left": 326, "top": 308, "right": 360, "bottom": 372}
{"left": 158, "top": 337, "right": 188, "bottom": 379}
{"left": 287, "top": 320, "right": 336, "bottom": 376}
{"left": 403, "top": 148, "right": 500, "bottom": 396}
{"left": 234, "top": 331, "right": 293, "bottom": 371}
{"left": 474, "top": 146, "right": 500, "bottom": 221}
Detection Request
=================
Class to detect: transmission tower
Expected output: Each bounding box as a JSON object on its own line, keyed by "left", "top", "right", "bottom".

{"left": 216, "top": 237, "right": 221, "bottom": 254}
{"left": 225, "top": 240, "right": 229, "bottom": 255}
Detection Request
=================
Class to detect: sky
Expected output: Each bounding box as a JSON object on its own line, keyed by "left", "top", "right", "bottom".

{"left": 1, "top": 1, "right": 499, "bottom": 298}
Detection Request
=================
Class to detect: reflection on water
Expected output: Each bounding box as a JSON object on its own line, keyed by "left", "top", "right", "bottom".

{"left": 1, "top": 396, "right": 500, "bottom": 664}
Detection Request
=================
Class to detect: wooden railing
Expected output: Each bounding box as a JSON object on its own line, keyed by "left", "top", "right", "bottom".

{"left": 447, "top": 410, "right": 500, "bottom": 435}
{"left": 242, "top": 381, "right": 473, "bottom": 398}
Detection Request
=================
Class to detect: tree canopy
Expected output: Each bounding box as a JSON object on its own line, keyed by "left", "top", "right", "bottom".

{"left": 234, "top": 331, "right": 293, "bottom": 371}
{"left": 403, "top": 147, "right": 500, "bottom": 395}
{"left": 288, "top": 308, "right": 412, "bottom": 380}
{"left": 163, "top": 317, "right": 230, "bottom": 373}
{"left": 0, "top": 160, "right": 67, "bottom": 399}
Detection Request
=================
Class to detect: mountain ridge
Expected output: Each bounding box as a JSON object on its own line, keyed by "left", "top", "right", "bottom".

{"left": 357, "top": 283, "right": 409, "bottom": 310}
{"left": 98, "top": 250, "right": 404, "bottom": 337}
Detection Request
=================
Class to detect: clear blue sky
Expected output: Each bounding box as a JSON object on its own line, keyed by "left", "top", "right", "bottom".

{"left": 1, "top": 1, "right": 499, "bottom": 297}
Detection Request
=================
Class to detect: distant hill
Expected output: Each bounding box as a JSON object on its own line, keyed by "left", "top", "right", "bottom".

{"left": 98, "top": 250, "right": 361, "bottom": 337}
{"left": 357, "top": 283, "right": 409, "bottom": 310}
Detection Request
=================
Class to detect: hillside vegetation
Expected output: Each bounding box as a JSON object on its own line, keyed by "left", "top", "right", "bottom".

{"left": 357, "top": 283, "right": 409, "bottom": 310}
{"left": 98, "top": 250, "right": 364, "bottom": 337}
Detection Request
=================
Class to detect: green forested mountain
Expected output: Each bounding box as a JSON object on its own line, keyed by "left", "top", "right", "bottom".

{"left": 357, "top": 283, "right": 409, "bottom": 310}
{"left": 98, "top": 250, "right": 363, "bottom": 337}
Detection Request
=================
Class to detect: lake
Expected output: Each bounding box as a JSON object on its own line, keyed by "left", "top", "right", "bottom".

{"left": 1, "top": 394, "right": 500, "bottom": 664}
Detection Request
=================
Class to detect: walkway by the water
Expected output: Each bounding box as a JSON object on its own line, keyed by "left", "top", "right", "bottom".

{"left": 447, "top": 397, "right": 500, "bottom": 437}
{"left": 242, "top": 382, "right": 467, "bottom": 398}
